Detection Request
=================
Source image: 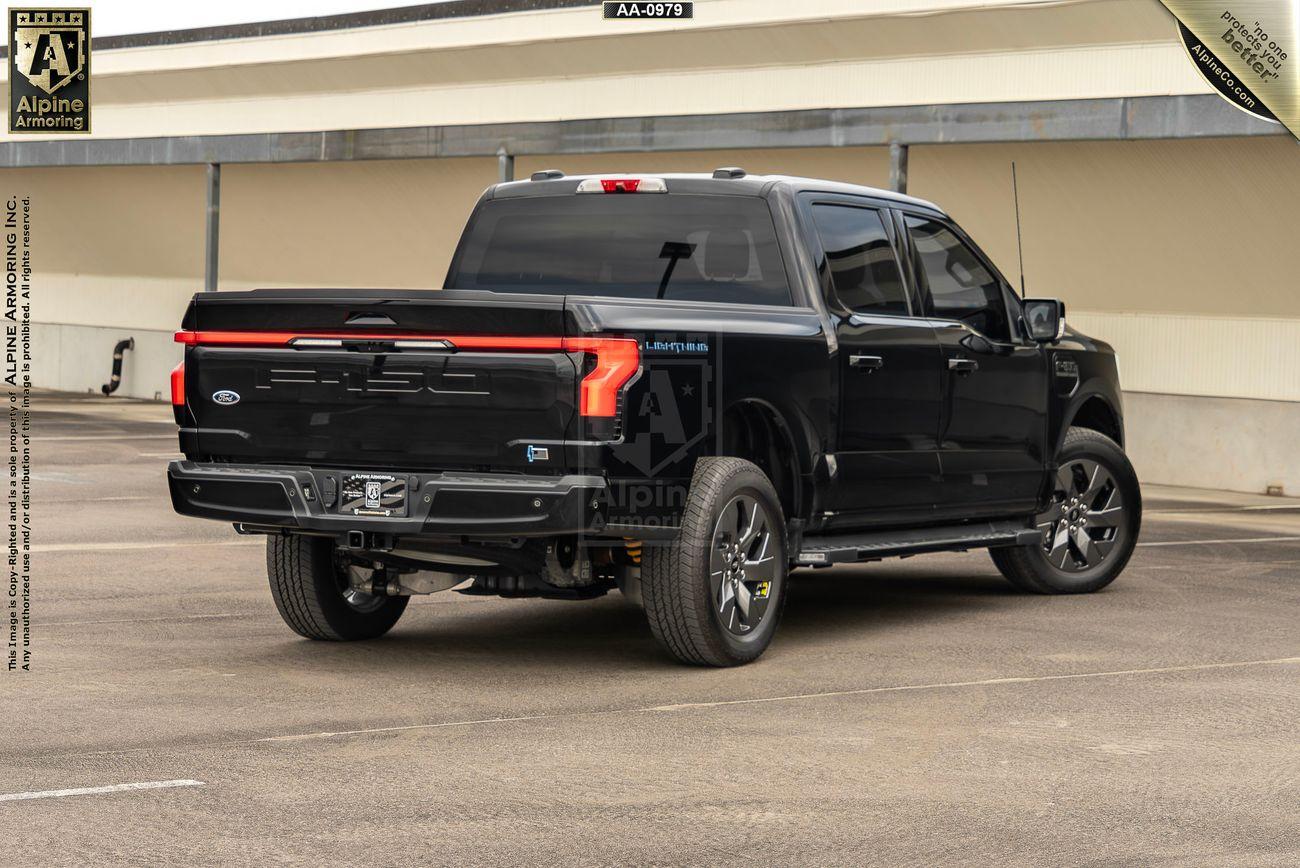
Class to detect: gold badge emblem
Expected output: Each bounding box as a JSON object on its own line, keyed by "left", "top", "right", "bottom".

{"left": 14, "top": 9, "right": 85, "bottom": 94}
{"left": 8, "top": 8, "right": 91, "bottom": 134}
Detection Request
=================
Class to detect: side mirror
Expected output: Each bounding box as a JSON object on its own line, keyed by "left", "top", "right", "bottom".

{"left": 1021, "top": 298, "right": 1066, "bottom": 343}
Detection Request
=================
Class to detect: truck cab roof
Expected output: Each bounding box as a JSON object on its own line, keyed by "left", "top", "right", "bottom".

{"left": 487, "top": 171, "right": 945, "bottom": 215}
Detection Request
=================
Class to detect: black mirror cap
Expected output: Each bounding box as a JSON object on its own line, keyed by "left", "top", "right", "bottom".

{"left": 1022, "top": 298, "right": 1066, "bottom": 342}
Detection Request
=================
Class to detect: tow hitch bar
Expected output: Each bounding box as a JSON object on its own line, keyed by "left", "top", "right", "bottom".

{"left": 345, "top": 530, "right": 394, "bottom": 551}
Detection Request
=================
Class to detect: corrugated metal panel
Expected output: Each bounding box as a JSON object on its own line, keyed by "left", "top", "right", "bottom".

{"left": 1070, "top": 311, "right": 1300, "bottom": 402}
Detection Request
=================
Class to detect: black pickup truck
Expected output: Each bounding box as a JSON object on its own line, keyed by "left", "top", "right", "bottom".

{"left": 168, "top": 169, "right": 1141, "bottom": 666}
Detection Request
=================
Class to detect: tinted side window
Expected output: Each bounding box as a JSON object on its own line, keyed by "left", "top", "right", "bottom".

{"left": 809, "top": 204, "right": 908, "bottom": 315}
{"left": 905, "top": 216, "right": 1010, "bottom": 341}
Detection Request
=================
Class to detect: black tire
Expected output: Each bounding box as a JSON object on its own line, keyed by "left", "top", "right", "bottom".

{"left": 991, "top": 427, "right": 1142, "bottom": 594}
{"left": 642, "top": 457, "right": 788, "bottom": 666}
{"left": 266, "top": 535, "right": 408, "bottom": 640}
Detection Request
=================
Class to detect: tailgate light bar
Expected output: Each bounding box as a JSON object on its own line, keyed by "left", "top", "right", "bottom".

{"left": 176, "top": 331, "right": 564, "bottom": 349}
{"left": 575, "top": 177, "right": 666, "bottom": 194}
{"left": 173, "top": 331, "right": 640, "bottom": 417}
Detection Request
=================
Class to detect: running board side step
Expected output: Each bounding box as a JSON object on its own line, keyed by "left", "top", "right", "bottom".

{"left": 795, "top": 521, "right": 1041, "bottom": 566}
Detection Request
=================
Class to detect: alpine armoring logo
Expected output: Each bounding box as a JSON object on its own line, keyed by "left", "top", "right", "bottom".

{"left": 612, "top": 357, "right": 713, "bottom": 479}
{"left": 597, "top": 338, "right": 717, "bottom": 534}
{"left": 8, "top": 8, "right": 91, "bottom": 134}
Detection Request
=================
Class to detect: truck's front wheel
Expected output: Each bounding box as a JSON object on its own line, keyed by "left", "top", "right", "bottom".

{"left": 266, "top": 535, "right": 408, "bottom": 640}
{"left": 990, "top": 427, "right": 1142, "bottom": 594}
{"left": 642, "top": 458, "right": 788, "bottom": 666}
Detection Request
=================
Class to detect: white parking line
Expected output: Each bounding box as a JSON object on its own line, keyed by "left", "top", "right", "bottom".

{"left": 1138, "top": 536, "right": 1300, "bottom": 547}
{"left": 1147, "top": 504, "right": 1300, "bottom": 514}
{"left": 256, "top": 656, "right": 1300, "bottom": 743}
{"left": 33, "top": 539, "right": 262, "bottom": 553}
{"left": 647, "top": 657, "right": 1300, "bottom": 712}
{"left": 0, "top": 780, "right": 204, "bottom": 803}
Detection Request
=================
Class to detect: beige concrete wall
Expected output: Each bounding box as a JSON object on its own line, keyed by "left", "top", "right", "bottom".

{"left": 1069, "top": 311, "right": 1300, "bottom": 402}
{"left": 908, "top": 136, "right": 1300, "bottom": 319}
{"left": 34, "top": 323, "right": 178, "bottom": 400}
{"left": 909, "top": 136, "right": 1300, "bottom": 403}
{"left": 1124, "top": 392, "right": 1300, "bottom": 496}
{"left": 0, "top": 164, "right": 205, "bottom": 398}
{"left": 219, "top": 157, "right": 497, "bottom": 290}
{"left": 2, "top": 165, "right": 205, "bottom": 331}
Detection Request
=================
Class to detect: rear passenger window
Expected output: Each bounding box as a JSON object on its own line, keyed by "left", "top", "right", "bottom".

{"left": 905, "top": 216, "right": 1011, "bottom": 341}
{"left": 810, "top": 204, "right": 909, "bottom": 316}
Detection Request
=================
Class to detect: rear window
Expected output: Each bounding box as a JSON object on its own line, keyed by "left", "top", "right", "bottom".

{"left": 447, "top": 193, "right": 791, "bottom": 306}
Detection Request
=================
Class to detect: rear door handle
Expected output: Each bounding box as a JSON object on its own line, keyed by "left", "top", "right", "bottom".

{"left": 850, "top": 354, "right": 884, "bottom": 371}
{"left": 948, "top": 358, "right": 979, "bottom": 374}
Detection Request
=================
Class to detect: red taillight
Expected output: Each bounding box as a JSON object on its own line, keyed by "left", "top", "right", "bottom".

{"left": 600, "top": 178, "right": 640, "bottom": 193}
{"left": 173, "top": 331, "right": 640, "bottom": 417}
{"left": 563, "top": 337, "right": 640, "bottom": 417}
{"left": 170, "top": 361, "right": 185, "bottom": 406}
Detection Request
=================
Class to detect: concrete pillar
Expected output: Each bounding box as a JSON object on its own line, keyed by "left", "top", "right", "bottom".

{"left": 888, "top": 142, "right": 909, "bottom": 195}
{"left": 497, "top": 146, "right": 514, "bottom": 183}
{"left": 204, "top": 163, "right": 221, "bottom": 292}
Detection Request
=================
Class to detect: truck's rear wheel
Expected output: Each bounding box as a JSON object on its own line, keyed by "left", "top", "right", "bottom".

{"left": 991, "top": 427, "right": 1141, "bottom": 594}
{"left": 266, "top": 535, "right": 408, "bottom": 640}
{"left": 642, "top": 457, "right": 788, "bottom": 666}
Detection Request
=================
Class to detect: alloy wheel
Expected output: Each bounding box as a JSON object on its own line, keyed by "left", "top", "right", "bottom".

{"left": 1035, "top": 458, "right": 1126, "bottom": 572}
{"left": 709, "top": 494, "right": 779, "bottom": 635}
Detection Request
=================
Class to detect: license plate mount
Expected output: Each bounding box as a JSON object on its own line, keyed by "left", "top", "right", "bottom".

{"left": 339, "top": 473, "right": 408, "bottom": 517}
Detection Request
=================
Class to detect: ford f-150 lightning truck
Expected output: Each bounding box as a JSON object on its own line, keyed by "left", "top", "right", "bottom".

{"left": 168, "top": 169, "right": 1141, "bottom": 666}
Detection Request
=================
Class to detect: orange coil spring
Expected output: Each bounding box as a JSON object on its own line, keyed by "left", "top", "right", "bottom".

{"left": 622, "top": 537, "right": 642, "bottom": 565}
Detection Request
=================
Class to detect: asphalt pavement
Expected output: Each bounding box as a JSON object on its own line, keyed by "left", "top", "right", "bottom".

{"left": 4, "top": 392, "right": 1298, "bottom": 866}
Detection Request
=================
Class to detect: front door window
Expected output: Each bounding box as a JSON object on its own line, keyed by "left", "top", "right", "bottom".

{"left": 905, "top": 216, "right": 1010, "bottom": 341}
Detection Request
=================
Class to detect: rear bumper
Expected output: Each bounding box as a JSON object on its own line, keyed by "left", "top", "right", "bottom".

{"left": 167, "top": 460, "right": 606, "bottom": 537}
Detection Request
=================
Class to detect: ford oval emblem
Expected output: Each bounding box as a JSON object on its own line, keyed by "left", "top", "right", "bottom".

{"left": 212, "top": 390, "right": 241, "bottom": 405}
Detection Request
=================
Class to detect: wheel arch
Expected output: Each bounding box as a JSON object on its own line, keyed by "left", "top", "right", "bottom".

{"left": 719, "top": 398, "right": 807, "bottom": 523}
{"left": 1060, "top": 392, "right": 1124, "bottom": 451}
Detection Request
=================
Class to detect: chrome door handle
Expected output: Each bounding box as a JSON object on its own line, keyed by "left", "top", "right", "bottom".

{"left": 948, "top": 358, "right": 979, "bottom": 374}
{"left": 850, "top": 354, "right": 884, "bottom": 371}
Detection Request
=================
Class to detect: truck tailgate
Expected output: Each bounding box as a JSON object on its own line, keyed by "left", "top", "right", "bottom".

{"left": 175, "top": 290, "right": 612, "bottom": 472}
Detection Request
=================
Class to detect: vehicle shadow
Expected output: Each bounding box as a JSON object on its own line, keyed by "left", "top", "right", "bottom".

{"left": 263, "top": 557, "right": 1021, "bottom": 672}
{"left": 783, "top": 560, "right": 1017, "bottom": 636}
